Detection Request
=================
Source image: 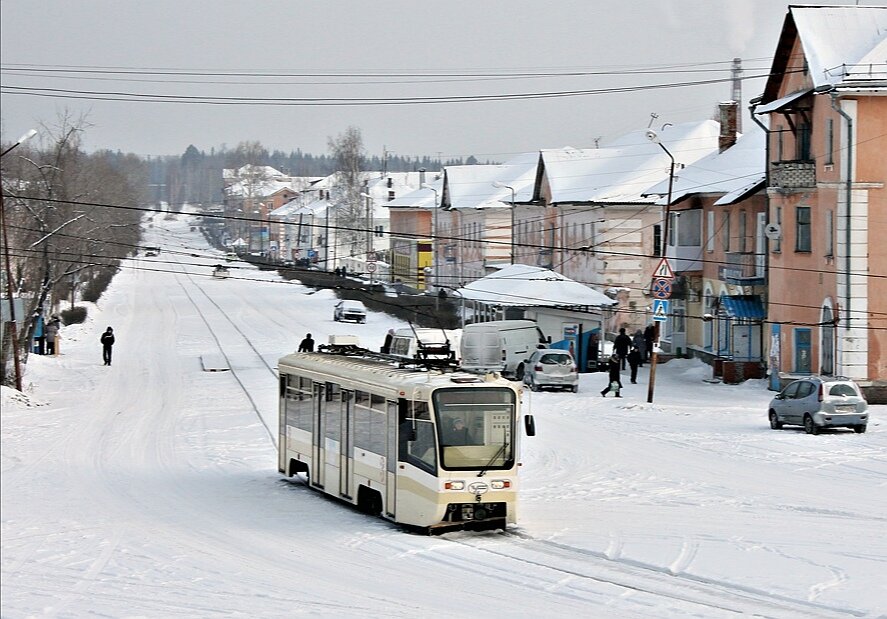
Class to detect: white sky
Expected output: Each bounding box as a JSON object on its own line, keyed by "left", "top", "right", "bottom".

{"left": 0, "top": 0, "right": 874, "bottom": 160}
{"left": 2, "top": 213, "right": 886, "bottom": 617}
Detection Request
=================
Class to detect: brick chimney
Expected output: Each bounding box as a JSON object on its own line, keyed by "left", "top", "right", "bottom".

{"left": 719, "top": 101, "right": 738, "bottom": 152}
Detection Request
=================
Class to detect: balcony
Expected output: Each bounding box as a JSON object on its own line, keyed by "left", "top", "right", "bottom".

{"left": 719, "top": 251, "right": 766, "bottom": 285}
{"left": 770, "top": 160, "right": 816, "bottom": 190}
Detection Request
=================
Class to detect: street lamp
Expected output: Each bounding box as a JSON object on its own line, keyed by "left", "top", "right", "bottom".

{"left": 1, "top": 128, "right": 38, "bottom": 391}
{"left": 421, "top": 183, "right": 440, "bottom": 290}
{"left": 644, "top": 128, "right": 676, "bottom": 404}
{"left": 492, "top": 181, "right": 516, "bottom": 264}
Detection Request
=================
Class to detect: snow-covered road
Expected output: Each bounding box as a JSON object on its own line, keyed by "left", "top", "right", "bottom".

{"left": 3, "top": 214, "right": 885, "bottom": 618}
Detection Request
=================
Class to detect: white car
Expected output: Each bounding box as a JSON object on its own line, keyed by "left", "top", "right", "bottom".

{"left": 522, "top": 349, "right": 579, "bottom": 393}
{"left": 333, "top": 300, "right": 367, "bottom": 323}
{"left": 768, "top": 376, "right": 868, "bottom": 434}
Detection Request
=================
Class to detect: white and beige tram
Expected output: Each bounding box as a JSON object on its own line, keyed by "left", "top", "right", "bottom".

{"left": 278, "top": 350, "right": 535, "bottom": 533}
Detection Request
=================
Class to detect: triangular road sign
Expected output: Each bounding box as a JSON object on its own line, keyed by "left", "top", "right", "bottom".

{"left": 653, "top": 257, "right": 675, "bottom": 279}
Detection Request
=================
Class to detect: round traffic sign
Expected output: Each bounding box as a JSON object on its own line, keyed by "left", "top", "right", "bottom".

{"left": 651, "top": 278, "right": 672, "bottom": 299}
{"left": 366, "top": 263, "right": 377, "bottom": 273}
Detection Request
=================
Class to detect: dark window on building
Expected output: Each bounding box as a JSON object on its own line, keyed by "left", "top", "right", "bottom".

{"left": 653, "top": 224, "right": 662, "bottom": 257}
{"left": 825, "top": 118, "right": 834, "bottom": 165}
{"left": 796, "top": 207, "right": 811, "bottom": 252}
{"left": 722, "top": 212, "right": 731, "bottom": 252}
{"left": 773, "top": 207, "right": 782, "bottom": 253}
{"left": 798, "top": 123, "right": 812, "bottom": 160}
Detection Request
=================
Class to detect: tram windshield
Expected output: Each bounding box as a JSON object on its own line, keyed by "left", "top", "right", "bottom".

{"left": 433, "top": 387, "right": 515, "bottom": 470}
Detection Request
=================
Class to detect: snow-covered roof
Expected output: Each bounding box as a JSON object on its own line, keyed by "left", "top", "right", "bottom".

{"left": 541, "top": 120, "right": 721, "bottom": 205}
{"left": 791, "top": 5, "right": 887, "bottom": 90}
{"left": 644, "top": 128, "right": 766, "bottom": 206}
{"left": 456, "top": 264, "right": 614, "bottom": 307}
{"left": 444, "top": 152, "right": 538, "bottom": 210}
{"left": 385, "top": 180, "right": 442, "bottom": 209}
{"left": 225, "top": 178, "right": 304, "bottom": 199}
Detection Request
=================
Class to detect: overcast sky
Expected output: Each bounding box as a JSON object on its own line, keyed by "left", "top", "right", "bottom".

{"left": 0, "top": 0, "right": 873, "bottom": 161}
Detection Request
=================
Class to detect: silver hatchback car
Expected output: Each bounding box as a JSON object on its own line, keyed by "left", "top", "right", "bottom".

{"left": 522, "top": 349, "right": 579, "bottom": 393}
{"left": 768, "top": 376, "right": 868, "bottom": 434}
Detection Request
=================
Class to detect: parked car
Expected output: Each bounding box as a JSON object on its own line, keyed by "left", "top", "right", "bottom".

{"left": 333, "top": 300, "right": 367, "bottom": 323}
{"left": 768, "top": 376, "right": 868, "bottom": 434}
{"left": 523, "top": 349, "right": 579, "bottom": 392}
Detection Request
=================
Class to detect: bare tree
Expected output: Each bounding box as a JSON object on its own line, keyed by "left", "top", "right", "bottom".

{"left": 1, "top": 111, "right": 145, "bottom": 382}
{"left": 327, "top": 127, "right": 366, "bottom": 258}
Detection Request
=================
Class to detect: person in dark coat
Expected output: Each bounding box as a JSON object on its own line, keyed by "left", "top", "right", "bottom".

{"left": 380, "top": 328, "right": 395, "bottom": 354}
{"left": 100, "top": 326, "right": 115, "bottom": 365}
{"left": 45, "top": 316, "right": 61, "bottom": 355}
{"left": 443, "top": 418, "right": 472, "bottom": 445}
{"left": 632, "top": 330, "right": 646, "bottom": 366}
{"left": 628, "top": 345, "right": 641, "bottom": 384}
{"left": 298, "top": 333, "right": 315, "bottom": 352}
{"left": 600, "top": 353, "right": 623, "bottom": 397}
{"left": 643, "top": 324, "right": 656, "bottom": 363}
{"left": 614, "top": 327, "right": 632, "bottom": 370}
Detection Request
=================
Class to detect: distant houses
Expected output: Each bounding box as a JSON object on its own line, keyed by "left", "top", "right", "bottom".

{"left": 216, "top": 5, "right": 885, "bottom": 399}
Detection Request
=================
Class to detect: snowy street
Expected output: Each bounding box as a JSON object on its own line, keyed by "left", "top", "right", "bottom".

{"left": 2, "top": 214, "right": 885, "bottom": 618}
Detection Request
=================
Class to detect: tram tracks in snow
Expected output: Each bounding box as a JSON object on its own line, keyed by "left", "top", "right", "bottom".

{"left": 445, "top": 530, "right": 862, "bottom": 618}
{"left": 172, "top": 262, "right": 279, "bottom": 448}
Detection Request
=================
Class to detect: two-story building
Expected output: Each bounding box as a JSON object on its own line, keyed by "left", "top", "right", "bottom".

{"left": 645, "top": 105, "right": 768, "bottom": 382}
{"left": 533, "top": 120, "right": 721, "bottom": 335}
{"left": 754, "top": 4, "right": 886, "bottom": 398}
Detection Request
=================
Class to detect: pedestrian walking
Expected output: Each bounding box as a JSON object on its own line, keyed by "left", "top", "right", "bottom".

{"left": 33, "top": 313, "right": 46, "bottom": 355}
{"left": 628, "top": 346, "right": 641, "bottom": 384}
{"left": 600, "top": 353, "right": 623, "bottom": 397}
{"left": 100, "top": 326, "right": 115, "bottom": 365}
{"left": 45, "top": 316, "right": 61, "bottom": 355}
{"left": 632, "top": 329, "right": 646, "bottom": 366}
{"left": 298, "top": 333, "right": 315, "bottom": 352}
{"left": 644, "top": 324, "right": 656, "bottom": 363}
{"left": 380, "top": 328, "right": 395, "bottom": 354}
{"left": 614, "top": 327, "right": 632, "bottom": 370}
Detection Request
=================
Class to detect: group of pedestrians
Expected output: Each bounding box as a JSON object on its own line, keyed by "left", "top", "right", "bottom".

{"left": 601, "top": 324, "right": 656, "bottom": 398}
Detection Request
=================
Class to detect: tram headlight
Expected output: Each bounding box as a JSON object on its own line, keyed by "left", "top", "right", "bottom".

{"left": 490, "top": 480, "right": 511, "bottom": 489}
{"left": 444, "top": 480, "right": 465, "bottom": 491}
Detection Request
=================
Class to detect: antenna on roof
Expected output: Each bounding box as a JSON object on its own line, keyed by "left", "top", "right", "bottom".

{"left": 647, "top": 112, "right": 659, "bottom": 128}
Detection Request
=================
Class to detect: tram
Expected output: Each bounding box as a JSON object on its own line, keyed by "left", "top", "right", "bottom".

{"left": 277, "top": 347, "right": 535, "bottom": 533}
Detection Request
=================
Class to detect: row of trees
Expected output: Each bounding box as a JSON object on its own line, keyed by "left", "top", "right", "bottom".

{"left": 1, "top": 113, "right": 147, "bottom": 384}
{"left": 1, "top": 117, "right": 487, "bottom": 385}
{"left": 150, "top": 142, "right": 485, "bottom": 210}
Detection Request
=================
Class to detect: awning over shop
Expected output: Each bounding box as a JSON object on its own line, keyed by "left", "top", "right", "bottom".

{"left": 720, "top": 294, "right": 766, "bottom": 319}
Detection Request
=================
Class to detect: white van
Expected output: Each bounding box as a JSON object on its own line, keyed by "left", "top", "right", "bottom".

{"left": 460, "top": 320, "right": 547, "bottom": 379}
{"left": 389, "top": 327, "right": 461, "bottom": 364}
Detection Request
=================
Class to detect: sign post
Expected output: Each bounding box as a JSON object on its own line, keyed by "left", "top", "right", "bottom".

{"left": 647, "top": 260, "right": 674, "bottom": 404}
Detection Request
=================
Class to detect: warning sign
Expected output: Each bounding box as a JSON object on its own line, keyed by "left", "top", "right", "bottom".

{"left": 652, "top": 257, "right": 675, "bottom": 279}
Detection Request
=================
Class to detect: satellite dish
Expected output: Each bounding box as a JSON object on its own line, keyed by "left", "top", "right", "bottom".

{"left": 764, "top": 223, "right": 782, "bottom": 240}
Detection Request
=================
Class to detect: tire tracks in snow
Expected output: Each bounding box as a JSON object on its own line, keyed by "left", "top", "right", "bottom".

{"left": 444, "top": 531, "right": 863, "bottom": 618}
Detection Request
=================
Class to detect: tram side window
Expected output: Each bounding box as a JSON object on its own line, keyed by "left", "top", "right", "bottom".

{"left": 324, "top": 382, "right": 341, "bottom": 441}
{"left": 354, "top": 391, "right": 386, "bottom": 455}
{"left": 398, "top": 400, "right": 436, "bottom": 475}
{"left": 285, "top": 375, "right": 313, "bottom": 431}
